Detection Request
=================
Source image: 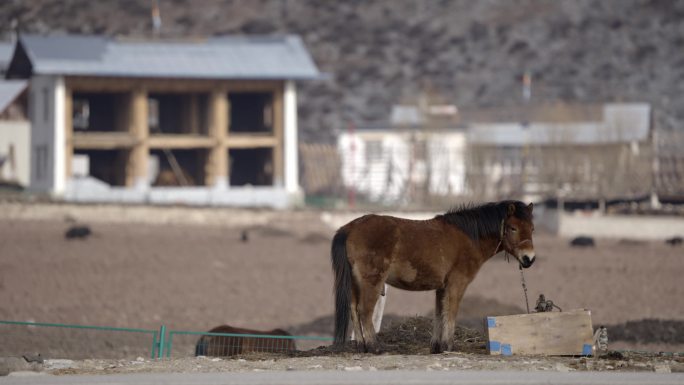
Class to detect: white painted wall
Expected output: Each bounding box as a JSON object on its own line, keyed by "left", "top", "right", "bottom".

{"left": 427, "top": 132, "right": 466, "bottom": 196}
{"left": 338, "top": 131, "right": 467, "bottom": 203}
{"left": 0, "top": 120, "right": 31, "bottom": 186}
{"left": 28, "top": 75, "right": 65, "bottom": 194}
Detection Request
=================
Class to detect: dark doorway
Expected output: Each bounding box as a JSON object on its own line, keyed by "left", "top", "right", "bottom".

{"left": 229, "top": 92, "right": 273, "bottom": 133}
{"left": 229, "top": 148, "right": 273, "bottom": 186}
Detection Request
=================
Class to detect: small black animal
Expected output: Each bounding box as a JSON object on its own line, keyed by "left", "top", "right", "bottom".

{"left": 65, "top": 225, "right": 92, "bottom": 240}
{"left": 241, "top": 230, "right": 249, "bottom": 242}
{"left": 570, "top": 236, "right": 595, "bottom": 247}
{"left": 665, "top": 236, "right": 683, "bottom": 246}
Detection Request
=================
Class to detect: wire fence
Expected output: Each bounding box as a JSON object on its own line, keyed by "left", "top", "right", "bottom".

{"left": 166, "top": 330, "right": 332, "bottom": 358}
{"left": 0, "top": 320, "right": 160, "bottom": 360}
{"left": 0, "top": 320, "right": 333, "bottom": 360}
{"left": 300, "top": 132, "right": 684, "bottom": 210}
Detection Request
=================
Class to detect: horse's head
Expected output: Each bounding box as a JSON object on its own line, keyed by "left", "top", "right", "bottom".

{"left": 502, "top": 202, "right": 535, "bottom": 269}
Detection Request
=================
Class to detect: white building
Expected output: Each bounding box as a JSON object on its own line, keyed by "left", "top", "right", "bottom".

{"left": 338, "top": 128, "right": 467, "bottom": 204}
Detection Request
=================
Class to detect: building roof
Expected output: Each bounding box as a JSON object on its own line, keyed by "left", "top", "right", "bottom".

{"left": 0, "top": 42, "right": 14, "bottom": 73}
{"left": 0, "top": 80, "right": 27, "bottom": 114}
{"left": 7, "top": 34, "right": 320, "bottom": 80}
{"left": 467, "top": 103, "right": 651, "bottom": 146}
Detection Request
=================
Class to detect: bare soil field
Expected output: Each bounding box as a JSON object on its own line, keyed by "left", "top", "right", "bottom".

{"left": 0, "top": 203, "right": 683, "bottom": 374}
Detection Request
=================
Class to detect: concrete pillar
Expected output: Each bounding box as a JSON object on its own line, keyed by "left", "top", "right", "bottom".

{"left": 206, "top": 89, "right": 228, "bottom": 188}
{"left": 128, "top": 88, "right": 149, "bottom": 189}
{"left": 283, "top": 80, "right": 300, "bottom": 195}
{"left": 53, "top": 76, "right": 66, "bottom": 194}
{"left": 272, "top": 85, "right": 284, "bottom": 186}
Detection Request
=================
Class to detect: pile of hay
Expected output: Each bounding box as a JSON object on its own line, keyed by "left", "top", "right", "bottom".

{"left": 377, "top": 316, "right": 486, "bottom": 354}
{"left": 300, "top": 316, "right": 487, "bottom": 356}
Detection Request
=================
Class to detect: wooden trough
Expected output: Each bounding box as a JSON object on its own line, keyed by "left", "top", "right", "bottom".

{"left": 484, "top": 309, "right": 594, "bottom": 356}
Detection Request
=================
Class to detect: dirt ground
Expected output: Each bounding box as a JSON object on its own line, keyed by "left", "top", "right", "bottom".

{"left": 1, "top": 203, "right": 683, "bottom": 374}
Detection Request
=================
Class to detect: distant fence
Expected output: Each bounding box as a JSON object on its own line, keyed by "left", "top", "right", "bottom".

{"left": 0, "top": 320, "right": 333, "bottom": 360}
{"left": 300, "top": 133, "right": 684, "bottom": 209}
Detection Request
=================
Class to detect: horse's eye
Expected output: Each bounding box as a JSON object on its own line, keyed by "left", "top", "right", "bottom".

{"left": 509, "top": 226, "right": 517, "bottom": 233}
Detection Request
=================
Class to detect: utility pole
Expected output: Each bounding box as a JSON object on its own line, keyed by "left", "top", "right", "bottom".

{"left": 347, "top": 121, "right": 356, "bottom": 209}
{"left": 650, "top": 109, "right": 661, "bottom": 209}
{"left": 151, "top": 0, "right": 162, "bottom": 38}
{"left": 521, "top": 70, "right": 532, "bottom": 201}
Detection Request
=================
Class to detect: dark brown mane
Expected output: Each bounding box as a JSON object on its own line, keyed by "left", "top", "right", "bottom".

{"left": 436, "top": 200, "right": 532, "bottom": 242}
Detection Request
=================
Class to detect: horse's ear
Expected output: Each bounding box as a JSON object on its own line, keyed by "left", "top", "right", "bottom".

{"left": 507, "top": 203, "right": 516, "bottom": 216}
{"left": 528, "top": 202, "right": 534, "bottom": 213}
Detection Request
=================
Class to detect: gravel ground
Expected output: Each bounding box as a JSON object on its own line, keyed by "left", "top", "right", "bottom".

{"left": 19, "top": 350, "right": 684, "bottom": 376}
{"left": 1, "top": 203, "right": 683, "bottom": 375}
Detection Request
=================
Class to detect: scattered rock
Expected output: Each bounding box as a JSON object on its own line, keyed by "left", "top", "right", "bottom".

{"left": 570, "top": 236, "right": 595, "bottom": 247}
{"left": 343, "top": 366, "right": 363, "bottom": 371}
{"left": 65, "top": 225, "right": 92, "bottom": 240}
{"left": 22, "top": 354, "right": 44, "bottom": 364}
{"left": 665, "top": 236, "right": 682, "bottom": 246}
{"left": 43, "top": 359, "right": 76, "bottom": 370}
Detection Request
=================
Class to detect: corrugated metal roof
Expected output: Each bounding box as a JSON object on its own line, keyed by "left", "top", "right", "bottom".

{"left": 13, "top": 34, "right": 320, "bottom": 80}
{"left": 468, "top": 103, "right": 651, "bottom": 146}
{"left": 0, "top": 80, "right": 27, "bottom": 114}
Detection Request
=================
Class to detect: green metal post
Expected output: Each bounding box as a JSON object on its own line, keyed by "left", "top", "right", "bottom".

{"left": 157, "top": 325, "right": 166, "bottom": 359}
{"left": 150, "top": 330, "right": 158, "bottom": 359}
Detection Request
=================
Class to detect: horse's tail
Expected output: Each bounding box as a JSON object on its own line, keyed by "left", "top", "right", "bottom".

{"left": 331, "top": 229, "right": 351, "bottom": 346}
{"left": 195, "top": 336, "right": 208, "bottom": 356}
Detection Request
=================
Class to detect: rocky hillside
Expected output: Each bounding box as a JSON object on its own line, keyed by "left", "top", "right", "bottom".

{"left": 2, "top": 0, "right": 683, "bottom": 142}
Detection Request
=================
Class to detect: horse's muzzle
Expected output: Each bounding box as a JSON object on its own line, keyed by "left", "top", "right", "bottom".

{"left": 520, "top": 255, "right": 535, "bottom": 269}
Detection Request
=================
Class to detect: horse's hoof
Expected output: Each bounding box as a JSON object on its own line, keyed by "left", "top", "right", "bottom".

{"left": 358, "top": 342, "right": 379, "bottom": 354}
{"left": 430, "top": 342, "right": 444, "bottom": 354}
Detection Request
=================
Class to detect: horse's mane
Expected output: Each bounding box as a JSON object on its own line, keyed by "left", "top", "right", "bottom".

{"left": 436, "top": 200, "right": 532, "bottom": 242}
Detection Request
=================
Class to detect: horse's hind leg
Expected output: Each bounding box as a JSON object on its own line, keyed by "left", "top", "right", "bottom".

{"left": 352, "top": 283, "right": 387, "bottom": 341}
{"left": 356, "top": 281, "right": 384, "bottom": 353}
{"left": 371, "top": 284, "right": 388, "bottom": 333}
{"left": 350, "top": 282, "right": 363, "bottom": 346}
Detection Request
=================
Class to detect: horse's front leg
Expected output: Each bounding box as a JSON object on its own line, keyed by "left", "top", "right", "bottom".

{"left": 431, "top": 288, "right": 446, "bottom": 353}
{"left": 434, "top": 276, "right": 469, "bottom": 353}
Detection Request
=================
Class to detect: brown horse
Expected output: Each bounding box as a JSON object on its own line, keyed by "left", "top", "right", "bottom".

{"left": 195, "top": 325, "right": 296, "bottom": 357}
{"left": 331, "top": 200, "right": 535, "bottom": 353}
